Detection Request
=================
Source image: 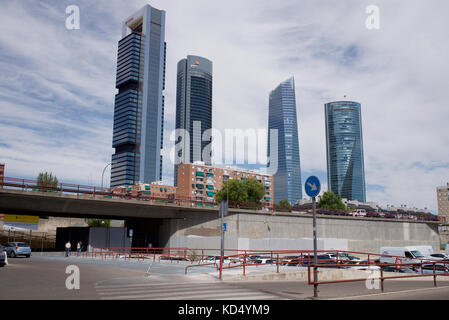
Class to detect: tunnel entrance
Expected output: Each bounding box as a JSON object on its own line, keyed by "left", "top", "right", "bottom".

{"left": 125, "top": 218, "right": 164, "bottom": 248}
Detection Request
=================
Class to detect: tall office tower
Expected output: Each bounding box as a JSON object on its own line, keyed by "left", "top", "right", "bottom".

{"left": 325, "top": 101, "right": 366, "bottom": 202}
{"left": 110, "top": 5, "right": 166, "bottom": 188}
{"left": 174, "top": 56, "right": 213, "bottom": 186}
{"left": 267, "top": 77, "right": 302, "bottom": 205}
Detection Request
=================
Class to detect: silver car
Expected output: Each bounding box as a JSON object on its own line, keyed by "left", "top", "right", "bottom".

{"left": 416, "top": 263, "right": 449, "bottom": 274}
{"left": 3, "top": 242, "right": 31, "bottom": 258}
{"left": 0, "top": 245, "right": 6, "bottom": 267}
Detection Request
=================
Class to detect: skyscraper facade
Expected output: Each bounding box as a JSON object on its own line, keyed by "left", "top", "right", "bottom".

{"left": 174, "top": 56, "right": 213, "bottom": 186}
{"left": 110, "top": 5, "right": 166, "bottom": 187}
{"left": 325, "top": 101, "right": 366, "bottom": 202}
{"left": 267, "top": 77, "right": 302, "bottom": 205}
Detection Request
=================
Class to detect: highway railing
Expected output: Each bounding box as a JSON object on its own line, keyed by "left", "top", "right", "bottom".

{"left": 0, "top": 176, "right": 274, "bottom": 212}
{"left": 0, "top": 176, "right": 442, "bottom": 222}
{"left": 306, "top": 252, "right": 449, "bottom": 298}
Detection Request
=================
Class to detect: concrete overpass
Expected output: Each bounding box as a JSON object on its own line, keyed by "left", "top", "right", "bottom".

{"left": 0, "top": 188, "right": 218, "bottom": 220}
{"left": 0, "top": 188, "right": 442, "bottom": 252}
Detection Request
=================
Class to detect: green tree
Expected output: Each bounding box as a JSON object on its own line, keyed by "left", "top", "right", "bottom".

{"left": 242, "top": 178, "right": 265, "bottom": 204}
{"left": 214, "top": 178, "right": 265, "bottom": 206}
{"left": 318, "top": 191, "right": 347, "bottom": 210}
{"left": 279, "top": 199, "right": 292, "bottom": 211}
{"left": 214, "top": 179, "right": 248, "bottom": 203}
{"left": 36, "top": 172, "right": 58, "bottom": 192}
{"left": 86, "top": 219, "right": 110, "bottom": 227}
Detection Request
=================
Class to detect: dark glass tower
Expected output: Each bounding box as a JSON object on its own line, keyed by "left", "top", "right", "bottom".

{"left": 267, "top": 77, "right": 302, "bottom": 205}
{"left": 111, "top": 5, "right": 166, "bottom": 187}
{"left": 174, "top": 56, "right": 213, "bottom": 186}
{"left": 325, "top": 101, "right": 366, "bottom": 202}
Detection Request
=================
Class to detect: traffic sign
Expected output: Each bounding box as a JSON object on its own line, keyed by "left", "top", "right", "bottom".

{"left": 305, "top": 176, "right": 321, "bottom": 198}
{"left": 222, "top": 223, "right": 227, "bottom": 232}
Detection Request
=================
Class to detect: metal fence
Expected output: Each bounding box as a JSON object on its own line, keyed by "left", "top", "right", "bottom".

{"left": 1, "top": 176, "right": 442, "bottom": 222}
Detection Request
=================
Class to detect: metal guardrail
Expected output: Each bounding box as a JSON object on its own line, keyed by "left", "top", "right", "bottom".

{"left": 0, "top": 176, "right": 442, "bottom": 222}
{"left": 307, "top": 255, "right": 449, "bottom": 298}
{"left": 0, "top": 176, "right": 273, "bottom": 211}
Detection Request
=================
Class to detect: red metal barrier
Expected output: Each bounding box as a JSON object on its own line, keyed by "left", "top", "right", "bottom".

{"left": 307, "top": 257, "right": 449, "bottom": 298}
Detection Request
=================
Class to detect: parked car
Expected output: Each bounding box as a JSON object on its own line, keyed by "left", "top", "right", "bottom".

{"left": 3, "top": 242, "right": 32, "bottom": 258}
{"left": 428, "top": 253, "right": 449, "bottom": 261}
{"left": 379, "top": 246, "right": 428, "bottom": 264}
{"left": 325, "top": 252, "right": 363, "bottom": 264}
{"left": 280, "top": 256, "right": 300, "bottom": 265}
{"left": 0, "top": 245, "right": 6, "bottom": 267}
{"left": 382, "top": 266, "right": 416, "bottom": 274}
{"left": 416, "top": 263, "right": 449, "bottom": 274}
{"left": 254, "top": 258, "right": 276, "bottom": 265}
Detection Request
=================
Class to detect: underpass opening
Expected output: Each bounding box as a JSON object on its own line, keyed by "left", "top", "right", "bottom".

{"left": 125, "top": 218, "right": 164, "bottom": 249}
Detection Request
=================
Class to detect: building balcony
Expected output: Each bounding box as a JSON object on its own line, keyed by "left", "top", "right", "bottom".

{"left": 196, "top": 171, "right": 205, "bottom": 177}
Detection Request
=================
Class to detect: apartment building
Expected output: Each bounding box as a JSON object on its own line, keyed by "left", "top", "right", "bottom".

{"left": 176, "top": 162, "right": 274, "bottom": 208}
{"left": 112, "top": 182, "right": 177, "bottom": 200}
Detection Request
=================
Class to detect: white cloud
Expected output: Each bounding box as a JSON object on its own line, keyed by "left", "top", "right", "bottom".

{"left": 0, "top": 0, "right": 448, "bottom": 213}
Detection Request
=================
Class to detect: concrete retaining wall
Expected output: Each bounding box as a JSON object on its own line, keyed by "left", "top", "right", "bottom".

{"left": 162, "top": 212, "right": 440, "bottom": 254}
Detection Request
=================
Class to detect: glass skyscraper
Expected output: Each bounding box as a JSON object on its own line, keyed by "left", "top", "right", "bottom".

{"left": 110, "top": 5, "right": 166, "bottom": 187}
{"left": 267, "top": 77, "right": 302, "bottom": 205}
{"left": 325, "top": 101, "right": 366, "bottom": 202}
{"left": 174, "top": 56, "right": 213, "bottom": 186}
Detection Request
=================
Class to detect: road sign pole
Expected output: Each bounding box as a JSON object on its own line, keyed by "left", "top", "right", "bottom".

{"left": 305, "top": 175, "right": 321, "bottom": 299}
{"left": 312, "top": 195, "right": 318, "bottom": 297}
{"left": 219, "top": 201, "right": 224, "bottom": 280}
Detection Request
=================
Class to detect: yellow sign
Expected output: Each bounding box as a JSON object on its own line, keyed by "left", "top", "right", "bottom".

{"left": 4, "top": 215, "right": 39, "bottom": 224}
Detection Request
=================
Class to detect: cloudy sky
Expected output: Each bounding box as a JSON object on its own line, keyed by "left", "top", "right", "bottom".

{"left": 0, "top": 0, "right": 448, "bottom": 213}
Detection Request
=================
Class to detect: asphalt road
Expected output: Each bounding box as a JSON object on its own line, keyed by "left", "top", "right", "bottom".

{"left": 2, "top": 256, "right": 449, "bottom": 300}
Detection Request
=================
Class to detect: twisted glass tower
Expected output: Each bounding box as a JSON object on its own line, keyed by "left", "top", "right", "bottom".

{"left": 325, "top": 101, "right": 366, "bottom": 202}
{"left": 110, "top": 5, "right": 166, "bottom": 187}
{"left": 174, "top": 56, "right": 213, "bottom": 186}
{"left": 267, "top": 77, "right": 302, "bottom": 205}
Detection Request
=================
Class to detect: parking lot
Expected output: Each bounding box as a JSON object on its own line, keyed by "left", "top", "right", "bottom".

{"left": 2, "top": 254, "right": 449, "bottom": 300}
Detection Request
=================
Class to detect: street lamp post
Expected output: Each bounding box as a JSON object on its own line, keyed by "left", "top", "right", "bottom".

{"left": 101, "top": 163, "right": 112, "bottom": 190}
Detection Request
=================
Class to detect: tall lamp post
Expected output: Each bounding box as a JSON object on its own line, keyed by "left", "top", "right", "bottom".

{"left": 101, "top": 163, "right": 112, "bottom": 190}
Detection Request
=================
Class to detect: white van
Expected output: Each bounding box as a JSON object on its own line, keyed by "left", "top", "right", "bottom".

{"left": 351, "top": 209, "right": 366, "bottom": 217}
{"left": 413, "top": 245, "right": 433, "bottom": 257}
{"left": 379, "top": 246, "right": 428, "bottom": 264}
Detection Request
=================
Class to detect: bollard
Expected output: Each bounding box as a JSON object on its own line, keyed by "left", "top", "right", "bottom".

{"left": 380, "top": 268, "right": 384, "bottom": 293}
{"left": 243, "top": 253, "right": 246, "bottom": 276}
{"left": 277, "top": 254, "right": 279, "bottom": 273}
{"left": 434, "top": 263, "right": 437, "bottom": 287}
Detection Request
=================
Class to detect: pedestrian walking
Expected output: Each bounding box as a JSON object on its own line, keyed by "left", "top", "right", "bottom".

{"left": 77, "top": 241, "right": 82, "bottom": 257}
{"left": 65, "top": 241, "right": 71, "bottom": 257}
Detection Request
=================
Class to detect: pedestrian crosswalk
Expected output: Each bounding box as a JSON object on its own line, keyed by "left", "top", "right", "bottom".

{"left": 95, "top": 281, "right": 286, "bottom": 300}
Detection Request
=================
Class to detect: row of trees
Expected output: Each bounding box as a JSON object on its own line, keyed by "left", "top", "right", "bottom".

{"left": 36, "top": 170, "right": 346, "bottom": 214}
{"left": 213, "top": 177, "right": 347, "bottom": 211}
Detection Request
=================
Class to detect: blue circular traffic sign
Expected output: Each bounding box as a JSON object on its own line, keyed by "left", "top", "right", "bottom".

{"left": 305, "top": 176, "right": 321, "bottom": 198}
